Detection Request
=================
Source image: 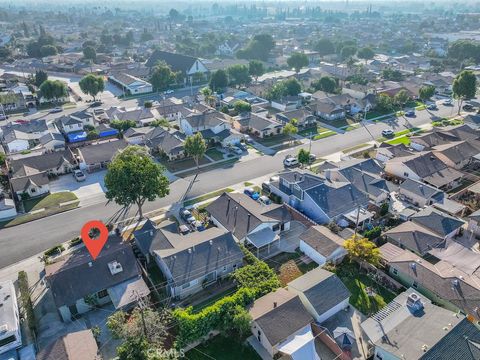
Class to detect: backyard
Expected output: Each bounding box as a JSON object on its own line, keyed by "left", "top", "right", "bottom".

{"left": 330, "top": 261, "right": 397, "bottom": 316}
{"left": 265, "top": 250, "right": 318, "bottom": 286}
{"left": 186, "top": 336, "right": 260, "bottom": 360}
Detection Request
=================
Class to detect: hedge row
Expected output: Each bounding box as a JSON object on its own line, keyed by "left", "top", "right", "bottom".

{"left": 18, "top": 271, "right": 36, "bottom": 333}
{"left": 173, "top": 246, "right": 280, "bottom": 347}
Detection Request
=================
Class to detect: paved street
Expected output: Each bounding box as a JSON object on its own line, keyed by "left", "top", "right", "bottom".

{"left": 0, "top": 101, "right": 459, "bottom": 270}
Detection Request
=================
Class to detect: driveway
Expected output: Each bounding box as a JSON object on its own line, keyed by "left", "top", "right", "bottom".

{"left": 49, "top": 171, "right": 107, "bottom": 206}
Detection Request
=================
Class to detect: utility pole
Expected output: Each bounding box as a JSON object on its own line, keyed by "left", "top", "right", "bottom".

{"left": 134, "top": 290, "right": 148, "bottom": 341}
{"left": 354, "top": 204, "right": 361, "bottom": 239}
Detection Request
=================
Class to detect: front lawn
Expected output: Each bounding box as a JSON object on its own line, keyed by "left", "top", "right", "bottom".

{"left": 206, "top": 148, "right": 225, "bottom": 161}
{"left": 333, "top": 262, "right": 397, "bottom": 316}
{"left": 159, "top": 156, "right": 211, "bottom": 173}
{"left": 186, "top": 336, "right": 261, "bottom": 360}
{"left": 23, "top": 191, "right": 78, "bottom": 212}
{"left": 183, "top": 188, "right": 234, "bottom": 207}
{"left": 256, "top": 134, "right": 289, "bottom": 147}
{"left": 386, "top": 136, "right": 410, "bottom": 145}
{"left": 313, "top": 130, "right": 336, "bottom": 140}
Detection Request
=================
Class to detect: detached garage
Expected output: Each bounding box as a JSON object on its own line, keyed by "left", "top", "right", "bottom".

{"left": 299, "top": 225, "right": 347, "bottom": 266}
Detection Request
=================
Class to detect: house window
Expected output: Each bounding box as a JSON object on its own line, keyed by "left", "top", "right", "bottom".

{"left": 31, "top": 188, "right": 36, "bottom": 193}
{"left": 223, "top": 265, "right": 227, "bottom": 272}
{"left": 97, "top": 289, "right": 108, "bottom": 298}
{"left": 272, "top": 224, "right": 280, "bottom": 232}
{"left": 413, "top": 281, "right": 418, "bottom": 289}
{"left": 393, "top": 269, "right": 398, "bottom": 275}
{"left": 403, "top": 172, "right": 409, "bottom": 177}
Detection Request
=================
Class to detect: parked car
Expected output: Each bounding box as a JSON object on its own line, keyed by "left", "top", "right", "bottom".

{"left": 0, "top": 114, "right": 7, "bottom": 120}
{"left": 258, "top": 195, "right": 271, "bottom": 206}
{"left": 262, "top": 181, "right": 271, "bottom": 194}
{"left": 308, "top": 153, "right": 317, "bottom": 163}
{"left": 90, "top": 101, "right": 102, "bottom": 107}
{"left": 164, "top": 89, "right": 174, "bottom": 94}
{"left": 231, "top": 146, "right": 243, "bottom": 155}
{"left": 404, "top": 110, "right": 415, "bottom": 117}
{"left": 193, "top": 220, "right": 205, "bottom": 232}
{"left": 244, "top": 134, "right": 253, "bottom": 143}
{"left": 237, "top": 143, "right": 247, "bottom": 151}
{"left": 284, "top": 155, "right": 299, "bottom": 167}
{"left": 50, "top": 107, "right": 63, "bottom": 113}
{"left": 382, "top": 129, "right": 394, "bottom": 138}
{"left": 427, "top": 103, "right": 438, "bottom": 110}
{"left": 442, "top": 98, "right": 453, "bottom": 106}
{"left": 180, "top": 209, "right": 196, "bottom": 224}
{"left": 463, "top": 104, "right": 475, "bottom": 111}
{"left": 244, "top": 187, "right": 260, "bottom": 200}
{"left": 73, "top": 169, "right": 86, "bottom": 182}
{"left": 179, "top": 224, "right": 190, "bottom": 234}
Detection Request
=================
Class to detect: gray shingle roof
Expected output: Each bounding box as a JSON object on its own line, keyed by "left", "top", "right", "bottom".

{"left": 399, "top": 178, "right": 444, "bottom": 201}
{"left": 255, "top": 295, "right": 313, "bottom": 346}
{"left": 78, "top": 140, "right": 128, "bottom": 165}
{"left": 45, "top": 235, "right": 142, "bottom": 308}
{"left": 299, "top": 226, "right": 344, "bottom": 258}
{"left": 36, "top": 330, "right": 98, "bottom": 360}
{"left": 385, "top": 221, "right": 445, "bottom": 256}
{"left": 146, "top": 50, "right": 199, "bottom": 73}
{"left": 144, "top": 127, "right": 184, "bottom": 155}
{"left": 411, "top": 206, "right": 464, "bottom": 237}
{"left": 10, "top": 149, "right": 76, "bottom": 176}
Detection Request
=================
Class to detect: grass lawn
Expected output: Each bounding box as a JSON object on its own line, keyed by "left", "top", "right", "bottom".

{"left": 256, "top": 134, "right": 289, "bottom": 147}
{"left": 334, "top": 262, "right": 397, "bottom": 316}
{"left": 23, "top": 192, "right": 78, "bottom": 212}
{"left": 386, "top": 136, "right": 410, "bottom": 145}
{"left": 298, "top": 126, "right": 328, "bottom": 137}
{"left": 327, "top": 117, "right": 357, "bottom": 129}
{"left": 184, "top": 188, "right": 234, "bottom": 207}
{"left": 206, "top": 148, "right": 225, "bottom": 161}
{"left": 186, "top": 336, "right": 261, "bottom": 360}
{"left": 1, "top": 201, "right": 79, "bottom": 228}
{"left": 432, "top": 118, "right": 464, "bottom": 127}
{"left": 313, "top": 131, "right": 336, "bottom": 140}
{"left": 160, "top": 156, "right": 211, "bottom": 173}
{"left": 342, "top": 143, "right": 370, "bottom": 154}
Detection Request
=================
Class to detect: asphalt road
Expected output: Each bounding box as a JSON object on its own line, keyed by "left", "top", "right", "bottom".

{"left": 0, "top": 102, "right": 458, "bottom": 270}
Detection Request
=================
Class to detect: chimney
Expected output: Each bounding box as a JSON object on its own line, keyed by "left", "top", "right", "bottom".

{"left": 247, "top": 213, "right": 251, "bottom": 232}
{"left": 273, "top": 302, "right": 277, "bottom": 308}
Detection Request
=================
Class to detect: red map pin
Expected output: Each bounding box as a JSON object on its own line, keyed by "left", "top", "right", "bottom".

{"left": 81, "top": 220, "right": 109, "bottom": 260}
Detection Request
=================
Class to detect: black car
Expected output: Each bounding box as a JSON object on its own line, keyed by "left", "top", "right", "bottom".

{"left": 463, "top": 104, "right": 474, "bottom": 111}
{"left": 90, "top": 101, "right": 103, "bottom": 107}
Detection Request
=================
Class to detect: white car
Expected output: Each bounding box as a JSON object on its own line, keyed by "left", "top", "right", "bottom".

{"left": 50, "top": 107, "right": 63, "bottom": 113}
{"left": 164, "top": 89, "right": 174, "bottom": 94}
{"left": 284, "top": 156, "right": 299, "bottom": 167}
{"left": 73, "top": 169, "right": 86, "bottom": 182}
{"left": 442, "top": 98, "right": 453, "bottom": 106}
{"left": 258, "top": 195, "right": 271, "bottom": 205}
{"left": 231, "top": 146, "right": 243, "bottom": 155}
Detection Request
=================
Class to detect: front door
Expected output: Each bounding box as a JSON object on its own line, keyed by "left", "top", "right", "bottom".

{"left": 69, "top": 304, "right": 78, "bottom": 317}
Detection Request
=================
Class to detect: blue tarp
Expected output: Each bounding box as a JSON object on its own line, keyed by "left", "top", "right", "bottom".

{"left": 99, "top": 128, "right": 119, "bottom": 137}
{"left": 67, "top": 131, "right": 87, "bottom": 143}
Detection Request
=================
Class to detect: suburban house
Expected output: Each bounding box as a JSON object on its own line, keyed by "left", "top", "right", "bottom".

{"left": 308, "top": 101, "right": 345, "bottom": 121}
{"left": 463, "top": 114, "right": 480, "bottom": 130}
{"left": 432, "top": 141, "right": 480, "bottom": 170}
{"left": 77, "top": 139, "right": 128, "bottom": 172}
{"left": 109, "top": 72, "right": 153, "bottom": 95}
{"left": 8, "top": 149, "right": 77, "bottom": 198}
{"left": 287, "top": 268, "right": 351, "bottom": 323}
{"left": 39, "top": 132, "right": 66, "bottom": 152}
{"left": 409, "top": 126, "right": 478, "bottom": 152}
{"left": 248, "top": 288, "right": 318, "bottom": 359}
{"left": 155, "top": 99, "right": 190, "bottom": 122}
{"left": 144, "top": 127, "right": 185, "bottom": 161}
{"left": 123, "top": 126, "right": 156, "bottom": 145}
{"left": 269, "top": 170, "right": 371, "bottom": 226}
{"left": 45, "top": 234, "right": 150, "bottom": 322}
{"left": 103, "top": 106, "right": 158, "bottom": 127}
{"left": 375, "top": 143, "right": 414, "bottom": 163}
{"left": 361, "top": 289, "right": 465, "bottom": 360}
{"left": 55, "top": 110, "right": 95, "bottom": 134}
{"left": 234, "top": 113, "right": 284, "bottom": 138}
{"left": 298, "top": 226, "right": 347, "bottom": 266}
{"left": 0, "top": 197, "right": 16, "bottom": 220}
{"left": 0, "top": 281, "right": 21, "bottom": 355}
{"left": 215, "top": 40, "right": 240, "bottom": 56}
{"left": 398, "top": 178, "right": 444, "bottom": 208}
{"left": 275, "top": 109, "right": 317, "bottom": 128}
{"left": 380, "top": 242, "right": 480, "bottom": 322}
{"left": 206, "top": 192, "right": 294, "bottom": 258}
{"left": 0, "top": 119, "right": 49, "bottom": 153}
{"left": 384, "top": 151, "right": 464, "bottom": 189}
{"left": 270, "top": 96, "right": 301, "bottom": 112}
{"left": 36, "top": 330, "right": 98, "bottom": 360}
{"left": 133, "top": 219, "right": 243, "bottom": 299}
{"left": 146, "top": 50, "right": 209, "bottom": 84}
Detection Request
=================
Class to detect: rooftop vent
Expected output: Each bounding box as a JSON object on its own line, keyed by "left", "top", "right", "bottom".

{"left": 88, "top": 262, "right": 93, "bottom": 267}
{"left": 108, "top": 261, "right": 123, "bottom": 275}
{"left": 273, "top": 301, "right": 277, "bottom": 308}
{"left": 409, "top": 262, "right": 416, "bottom": 270}
{"left": 452, "top": 279, "right": 459, "bottom": 288}
{"left": 0, "top": 324, "right": 7, "bottom": 334}
{"left": 209, "top": 240, "right": 213, "bottom": 245}
{"left": 149, "top": 230, "right": 154, "bottom": 236}
{"left": 406, "top": 293, "right": 424, "bottom": 314}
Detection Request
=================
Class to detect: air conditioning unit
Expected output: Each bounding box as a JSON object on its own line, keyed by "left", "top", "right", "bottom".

{"left": 108, "top": 261, "right": 123, "bottom": 275}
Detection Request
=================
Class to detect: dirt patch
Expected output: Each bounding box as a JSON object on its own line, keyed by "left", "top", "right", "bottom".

{"left": 278, "top": 260, "right": 302, "bottom": 286}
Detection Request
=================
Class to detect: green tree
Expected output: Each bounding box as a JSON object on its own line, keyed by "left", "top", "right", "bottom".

{"left": 0, "top": 152, "right": 6, "bottom": 167}
{"left": 140, "top": 28, "right": 154, "bottom": 42}
{"left": 357, "top": 47, "right": 375, "bottom": 63}
{"left": 86, "top": 130, "right": 99, "bottom": 140}
{"left": 40, "top": 44, "right": 57, "bottom": 57}
{"left": 341, "top": 45, "right": 357, "bottom": 60}
{"left": 0, "top": 47, "right": 12, "bottom": 61}
{"left": 200, "top": 87, "right": 216, "bottom": 107}
{"left": 227, "top": 64, "right": 251, "bottom": 87}
{"left": 236, "top": 34, "right": 275, "bottom": 61}
{"left": 382, "top": 68, "right": 403, "bottom": 81}
{"left": 283, "top": 121, "right": 298, "bottom": 145}
{"left": 393, "top": 89, "right": 410, "bottom": 107}
{"left": 284, "top": 78, "right": 301, "bottom": 96}
{"left": 419, "top": 85, "right": 435, "bottom": 102}
{"left": 376, "top": 93, "right": 394, "bottom": 113}
{"left": 220, "top": 305, "right": 252, "bottom": 338}
{"left": 209, "top": 69, "right": 228, "bottom": 92}
{"left": 344, "top": 236, "right": 381, "bottom": 267}
{"left": 39, "top": 79, "right": 67, "bottom": 103}
{"left": 104, "top": 146, "right": 170, "bottom": 219}
{"left": 150, "top": 62, "right": 175, "bottom": 92}
{"left": 297, "top": 148, "right": 310, "bottom": 167}
{"left": 248, "top": 60, "right": 265, "bottom": 82}
{"left": 184, "top": 132, "right": 207, "bottom": 170}
{"left": 312, "top": 76, "right": 337, "bottom": 94}
{"left": 313, "top": 38, "right": 335, "bottom": 56}
{"left": 233, "top": 100, "right": 252, "bottom": 113}
{"left": 79, "top": 74, "right": 104, "bottom": 100}
{"left": 110, "top": 120, "right": 137, "bottom": 132}
{"left": 83, "top": 45, "right": 96, "bottom": 61}
{"left": 34, "top": 70, "right": 48, "bottom": 87}
{"left": 452, "top": 70, "right": 477, "bottom": 114}
{"left": 287, "top": 52, "right": 309, "bottom": 73}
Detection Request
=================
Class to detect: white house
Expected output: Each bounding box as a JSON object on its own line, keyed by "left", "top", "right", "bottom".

{"left": 287, "top": 267, "right": 351, "bottom": 324}
{"left": 109, "top": 73, "right": 153, "bottom": 95}
{"left": 298, "top": 226, "right": 347, "bottom": 266}
{"left": 0, "top": 281, "right": 22, "bottom": 355}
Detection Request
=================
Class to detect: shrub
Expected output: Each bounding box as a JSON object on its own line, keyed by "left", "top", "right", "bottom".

{"left": 18, "top": 271, "right": 36, "bottom": 333}
{"left": 44, "top": 244, "right": 65, "bottom": 257}
{"left": 363, "top": 226, "right": 382, "bottom": 240}
{"left": 379, "top": 202, "right": 389, "bottom": 216}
